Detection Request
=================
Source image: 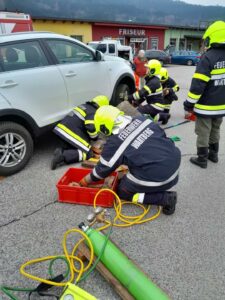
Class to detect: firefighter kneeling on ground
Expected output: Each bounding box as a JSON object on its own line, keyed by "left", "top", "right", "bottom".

{"left": 183, "top": 20, "right": 225, "bottom": 168}
{"left": 126, "top": 59, "right": 171, "bottom": 125}
{"left": 79, "top": 105, "right": 181, "bottom": 215}
{"left": 160, "top": 67, "right": 180, "bottom": 114}
{"left": 51, "top": 95, "right": 109, "bottom": 170}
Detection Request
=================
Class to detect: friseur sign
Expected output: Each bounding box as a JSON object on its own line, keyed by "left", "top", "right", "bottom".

{"left": 119, "top": 28, "right": 146, "bottom": 36}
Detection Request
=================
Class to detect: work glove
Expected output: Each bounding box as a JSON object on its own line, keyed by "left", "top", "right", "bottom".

{"left": 163, "top": 88, "right": 170, "bottom": 96}
{"left": 183, "top": 100, "right": 195, "bottom": 119}
{"left": 91, "top": 139, "right": 106, "bottom": 158}
{"left": 184, "top": 111, "right": 195, "bottom": 120}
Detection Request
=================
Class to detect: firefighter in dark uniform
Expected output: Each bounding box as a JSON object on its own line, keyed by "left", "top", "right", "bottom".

{"left": 127, "top": 59, "right": 170, "bottom": 125}
{"left": 160, "top": 67, "right": 180, "bottom": 113}
{"left": 80, "top": 106, "right": 181, "bottom": 215}
{"left": 183, "top": 20, "right": 225, "bottom": 168}
{"left": 51, "top": 95, "right": 109, "bottom": 170}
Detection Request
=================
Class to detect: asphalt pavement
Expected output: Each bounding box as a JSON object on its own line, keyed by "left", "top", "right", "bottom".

{"left": 1, "top": 65, "right": 225, "bottom": 300}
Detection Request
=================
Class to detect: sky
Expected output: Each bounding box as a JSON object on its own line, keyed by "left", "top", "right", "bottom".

{"left": 183, "top": 0, "right": 225, "bottom": 6}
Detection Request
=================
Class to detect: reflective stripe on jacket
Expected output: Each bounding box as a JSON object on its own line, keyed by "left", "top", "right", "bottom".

{"left": 53, "top": 102, "right": 98, "bottom": 152}
{"left": 132, "top": 75, "right": 164, "bottom": 105}
{"left": 90, "top": 116, "right": 181, "bottom": 187}
{"left": 185, "top": 46, "right": 225, "bottom": 117}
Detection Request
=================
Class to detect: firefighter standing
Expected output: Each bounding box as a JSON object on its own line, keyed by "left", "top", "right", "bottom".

{"left": 160, "top": 67, "right": 180, "bottom": 113}
{"left": 127, "top": 59, "right": 171, "bottom": 125}
{"left": 183, "top": 21, "right": 225, "bottom": 168}
{"left": 80, "top": 106, "right": 181, "bottom": 215}
{"left": 51, "top": 95, "right": 109, "bottom": 170}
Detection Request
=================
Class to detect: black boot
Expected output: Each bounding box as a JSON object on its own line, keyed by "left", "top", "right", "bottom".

{"left": 162, "top": 191, "right": 177, "bottom": 215}
{"left": 208, "top": 143, "right": 219, "bottom": 163}
{"left": 190, "top": 147, "right": 208, "bottom": 168}
{"left": 159, "top": 113, "right": 171, "bottom": 125}
{"left": 51, "top": 148, "right": 64, "bottom": 170}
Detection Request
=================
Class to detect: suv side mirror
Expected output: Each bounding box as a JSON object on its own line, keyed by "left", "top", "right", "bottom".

{"left": 95, "top": 50, "right": 103, "bottom": 61}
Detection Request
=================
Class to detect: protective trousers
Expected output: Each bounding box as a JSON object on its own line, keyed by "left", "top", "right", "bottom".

{"left": 138, "top": 103, "right": 169, "bottom": 123}
{"left": 58, "top": 140, "right": 87, "bottom": 164}
{"left": 117, "top": 174, "right": 179, "bottom": 205}
{"left": 195, "top": 117, "right": 223, "bottom": 147}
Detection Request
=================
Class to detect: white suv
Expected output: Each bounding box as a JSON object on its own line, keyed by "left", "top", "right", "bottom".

{"left": 0, "top": 32, "right": 135, "bottom": 175}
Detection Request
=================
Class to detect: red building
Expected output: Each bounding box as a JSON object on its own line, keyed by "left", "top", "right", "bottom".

{"left": 92, "top": 22, "right": 167, "bottom": 53}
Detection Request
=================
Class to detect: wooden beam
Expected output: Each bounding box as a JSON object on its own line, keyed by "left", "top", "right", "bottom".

{"left": 78, "top": 242, "right": 135, "bottom": 300}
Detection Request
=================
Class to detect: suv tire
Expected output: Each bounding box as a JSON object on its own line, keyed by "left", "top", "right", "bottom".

{"left": 112, "top": 83, "right": 130, "bottom": 106}
{"left": 0, "top": 122, "right": 33, "bottom": 176}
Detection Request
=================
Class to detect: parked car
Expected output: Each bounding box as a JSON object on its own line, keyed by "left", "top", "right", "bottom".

{"left": 145, "top": 50, "right": 171, "bottom": 65}
{"left": 171, "top": 50, "right": 201, "bottom": 66}
{"left": 0, "top": 32, "right": 135, "bottom": 176}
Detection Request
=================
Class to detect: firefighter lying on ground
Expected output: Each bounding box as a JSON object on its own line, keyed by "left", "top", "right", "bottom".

{"left": 126, "top": 59, "right": 171, "bottom": 125}
{"left": 160, "top": 67, "right": 180, "bottom": 113}
{"left": 79, "top": 105, "right": 181, "bottom": 215}
{"left": 51, "top": 95, "right": 109, "bottom": 170}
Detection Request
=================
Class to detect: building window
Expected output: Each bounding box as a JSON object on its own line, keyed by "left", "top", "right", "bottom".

{"left": 179, "top": 38, "right": 185, "bottom": 50}
{"left": 187, "top": 42, "right": 192, "bottom": 51}
{"left": 70, "top": 35, "right": 83, "bottom": 42}
{"left": 150, "top": 37, "right": 158, "bottom": 50}
{"left": 143, "top": 38, "right": 148, "bottom": 50}
{"left": 170, "top": 38, "right": 177, "bottom": 47}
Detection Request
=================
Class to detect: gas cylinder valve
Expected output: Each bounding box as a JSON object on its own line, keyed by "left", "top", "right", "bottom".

{"left": 86, "top": 207, "right": 108, "bottom": 226}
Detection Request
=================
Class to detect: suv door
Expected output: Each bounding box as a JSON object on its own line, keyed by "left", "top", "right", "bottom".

{"left": 44, "top": 39, "right": 111, "bottom": 108}
{"left": 0, "top": 40, "right": 69, "bottom": 127}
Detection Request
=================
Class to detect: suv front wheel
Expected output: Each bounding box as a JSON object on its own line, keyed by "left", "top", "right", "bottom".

{"left": 112, "top": 83, "right": 130, "bottom": 106}
{"left": 0, "top": 122, "right": 33, "bottom": 176}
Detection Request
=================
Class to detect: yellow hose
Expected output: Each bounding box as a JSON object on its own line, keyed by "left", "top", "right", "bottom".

{"left": 20, "top": 228, "right": 94, "bottom": 286}
{"left": 93, "top": 189, "right": 161, "bottom": 231}
{"left": 19, "top": 189, "right": 161, "bottom": 286}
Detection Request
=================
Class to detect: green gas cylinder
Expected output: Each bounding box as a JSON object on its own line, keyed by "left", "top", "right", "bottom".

{"left": 84, "top": 226, "right": 170, "bottom": 300}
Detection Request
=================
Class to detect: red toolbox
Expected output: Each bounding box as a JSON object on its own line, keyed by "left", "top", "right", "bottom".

{"left": 56, "top": 168, "right": 118, "bottom": 207}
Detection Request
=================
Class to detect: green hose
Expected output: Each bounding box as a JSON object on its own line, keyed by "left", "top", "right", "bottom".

{"left": 77, "top": 223, "right": 113, "bottom": 283}
{"left": 1, "top": 225, "right": 113, "bottom": 300}
{"left": 1, "top": 256, "right": 69, "bottom": 300}
{"left": 0, "top": 286, "right": 35, "bottom": 300}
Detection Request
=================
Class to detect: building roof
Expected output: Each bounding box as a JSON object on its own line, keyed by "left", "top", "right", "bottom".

{"left": 93, "top": 22, "right": 167, "bottom": 30}
{"left": 32, "top": 16, "right": 205, "bottom": 31}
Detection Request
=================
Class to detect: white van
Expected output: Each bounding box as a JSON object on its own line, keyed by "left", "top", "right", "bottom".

{"left": 88, "top": 40, "right": 133, "bottom": 62}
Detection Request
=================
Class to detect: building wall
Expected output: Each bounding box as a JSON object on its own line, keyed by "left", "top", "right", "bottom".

{"left": 164, "top": 28, "right": 204, "bottom": 51}
{"left": 33, "top": 20, "right": 92, "bottom": 43}
{"left": 92, "top": 24, "right": 166, "bottom": 51}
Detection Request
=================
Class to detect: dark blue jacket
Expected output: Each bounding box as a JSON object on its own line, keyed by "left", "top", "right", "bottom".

{"left": 90, "top": 116, "right": 181, "bottom": 188}
{"left": 53, "top": 102, "right": 97, "bottom": 153}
